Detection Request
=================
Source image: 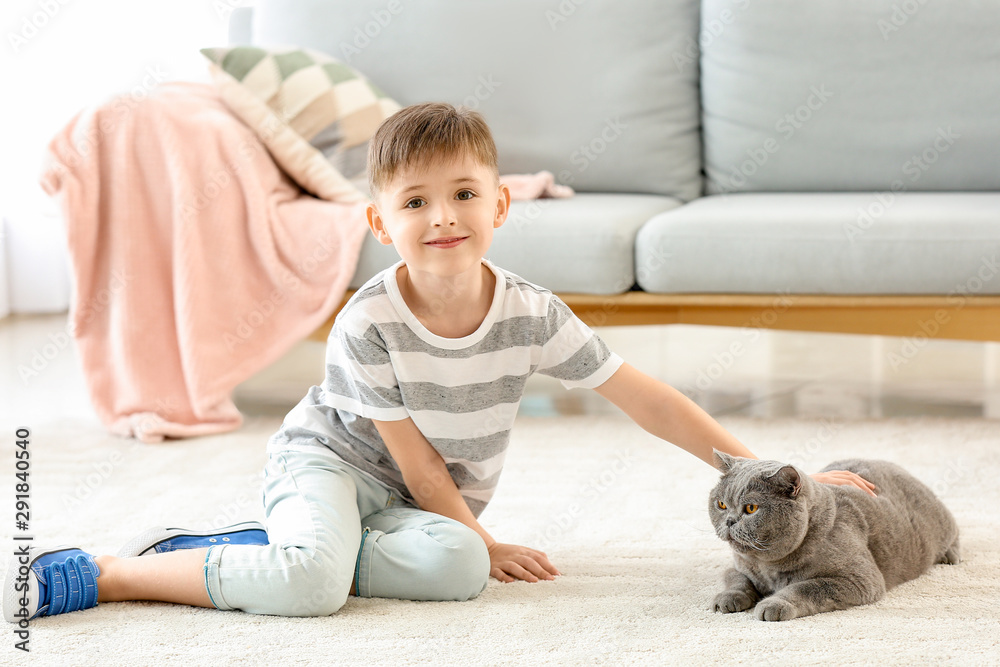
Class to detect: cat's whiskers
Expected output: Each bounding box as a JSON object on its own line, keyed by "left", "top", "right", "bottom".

{"left": 731, "top": 529, "right": 770, "bottom": 552}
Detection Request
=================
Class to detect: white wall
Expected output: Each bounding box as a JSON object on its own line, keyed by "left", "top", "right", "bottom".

{"left": 0, "top": 0, "right": 252, "bottom": 314}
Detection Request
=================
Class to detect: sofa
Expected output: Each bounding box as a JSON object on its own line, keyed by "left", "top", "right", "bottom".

{"left": 229, "top": 0, "right": 1000, "bottom": 343}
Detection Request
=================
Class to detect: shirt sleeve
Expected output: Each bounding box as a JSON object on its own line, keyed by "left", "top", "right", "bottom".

{"left": 322, "top": 319, "right": 410, "bottom": 421}
{"left": 535, "top": 295, "right": 624, "bottom": 389}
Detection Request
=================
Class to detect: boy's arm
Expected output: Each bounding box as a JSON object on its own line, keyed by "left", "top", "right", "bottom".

{"left": 371, "top": 417, "right": 559, "bottom": 583}
{"left": 593, "top": 363, "right": 877, "bottom": 495}
{"left": 593, "top": 362, "right": 756, "bottom": 465}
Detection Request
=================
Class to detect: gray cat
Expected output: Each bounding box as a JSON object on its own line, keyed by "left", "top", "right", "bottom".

{"left": 708, "top": 452, "right": 960, "bottom": 621}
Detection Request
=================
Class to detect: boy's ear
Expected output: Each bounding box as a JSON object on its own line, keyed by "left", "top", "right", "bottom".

{"left": 494, "top": 183, "right": 511, "bottom": 229}
{"left": 366, "top": 202, "right": 393, "bottom": 246}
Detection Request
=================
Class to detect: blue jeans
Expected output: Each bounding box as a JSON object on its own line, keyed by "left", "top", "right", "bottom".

{"left": 202, "top": 445, "right": 490, "bottom": 616}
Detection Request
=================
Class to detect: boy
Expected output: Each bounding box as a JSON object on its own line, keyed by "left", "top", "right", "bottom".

{"left": 4, "top": 103, "right": 875, "bottom": 621}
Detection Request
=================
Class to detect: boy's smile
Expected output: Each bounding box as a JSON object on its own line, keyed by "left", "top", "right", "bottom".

{"left": 424, "top": 236, "right": 467, "bottom": 249}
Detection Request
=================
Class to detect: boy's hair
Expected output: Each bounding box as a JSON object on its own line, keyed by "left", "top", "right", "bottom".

{"left": 367, "top": 102, "right": 499, "bottom": 198}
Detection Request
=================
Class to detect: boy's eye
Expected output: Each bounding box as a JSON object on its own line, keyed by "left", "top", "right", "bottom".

{"left": 405, "top": 198, "right": 425, "bottom": 209}
{"left": 716, "top": 500, "right": 727, "bottom": 510}
{"left": 744, "top": 504, "right": 758, "bottom": 514}
{"left": 456, "top": 190, "right": 474, "bottom": 200}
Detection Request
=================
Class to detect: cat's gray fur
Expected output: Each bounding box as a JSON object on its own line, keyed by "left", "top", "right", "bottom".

{"left": 708, "top": 452, "right": 960, "bottom": 621}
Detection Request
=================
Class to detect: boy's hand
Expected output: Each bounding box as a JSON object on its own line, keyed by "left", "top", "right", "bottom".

{"left": 810, "top": 470, "right": 878, "bottom": 497}
{"left": 487, "top": 542, "right": 560, "bottom": 583}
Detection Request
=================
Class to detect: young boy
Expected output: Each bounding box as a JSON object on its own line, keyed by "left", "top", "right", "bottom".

{"left": 4, "top": 103, "right": 875, "bottom": 621}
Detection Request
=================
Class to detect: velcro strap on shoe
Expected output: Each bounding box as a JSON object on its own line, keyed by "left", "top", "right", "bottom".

{"left": 45, "top": 553, "right": 99, "bottom": 616}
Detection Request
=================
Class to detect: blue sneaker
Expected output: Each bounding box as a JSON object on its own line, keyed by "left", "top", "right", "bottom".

{"left": 3, "top": 547, "right": 100, "bottom": 622}
{"left": 117, "top": 521, "right": 268, "bottom": 558}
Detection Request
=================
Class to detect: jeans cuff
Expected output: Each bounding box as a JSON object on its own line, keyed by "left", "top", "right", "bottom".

{"left": 203, "top": 544, "right": 233, "bottom": 610}
{"left": 354, "top": 527, "right": 380, "bottom": 598}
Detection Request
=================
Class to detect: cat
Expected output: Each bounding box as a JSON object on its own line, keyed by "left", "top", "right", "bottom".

{"left": 708, "top": 451, "right": 960, "bottom": 621}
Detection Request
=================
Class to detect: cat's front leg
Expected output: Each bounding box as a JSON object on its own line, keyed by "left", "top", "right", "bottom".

{"left": 712, "top": 568, "right": 762, "bottom": 614}
{"left": 755, "top": 573, "right": 885, "bottom": 621}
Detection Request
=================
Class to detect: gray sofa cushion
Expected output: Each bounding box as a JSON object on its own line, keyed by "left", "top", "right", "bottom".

{"left": 352, "top": 194, "right": 681, "bottom": 294}
{"left": 247, "top": 0, "right": 703, "bottom": 201}
{"left": 636, "top": 193, "right": 1000, "bottom": 294}
{"left": 701, "top": 0, "right": 1000, "bottom": 194}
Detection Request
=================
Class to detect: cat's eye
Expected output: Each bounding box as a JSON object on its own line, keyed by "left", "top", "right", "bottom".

{"left": 744, "top": 504, "right": 758, "bottom": 514}
{"left": 716, "top": 500, "right": 727, "bottom": 510}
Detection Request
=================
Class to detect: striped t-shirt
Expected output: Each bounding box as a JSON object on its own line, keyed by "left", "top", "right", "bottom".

{"left": 271, "top": 259, "right": 624, "bottom": 517}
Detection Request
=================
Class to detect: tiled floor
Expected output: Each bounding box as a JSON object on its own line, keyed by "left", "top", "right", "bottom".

{"left": 3, "top": 313, "right": 998, "bottom": 425}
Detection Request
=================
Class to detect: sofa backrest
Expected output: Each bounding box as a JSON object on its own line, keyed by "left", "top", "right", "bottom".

{"left": 700, "top": 0, "right": 1000, "bottom": 194}
{"left": 233, "top": 0, "right": 703, "bottom": 201}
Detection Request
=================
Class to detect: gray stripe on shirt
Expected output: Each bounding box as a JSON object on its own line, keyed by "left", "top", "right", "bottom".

{"left": 342, "top": 325, "right": 391, "bottom": 366}
{"left": 376, "top": 315, "right": 559, "bottom": 358}
{"left": 325, "top": 364, "right": 402, "bottom": 408}
{"left": 399, "top": 374, "right": 526, "bottom": 414}
{"left": 538, "top": 336, "right": 613, "bottom": 381}
{"left": 428, "top": 431, "right": 510, "bottom": 462}
{"left": 447, "top": 463, "right": 503, "bottom": 489}
{"left": 348, "top": 281, "right": 388, "bottom": 307}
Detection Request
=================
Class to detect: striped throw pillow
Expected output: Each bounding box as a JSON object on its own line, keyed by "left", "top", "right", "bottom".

{"left": 201, "top": 46, "right": 400, "bottom": 202}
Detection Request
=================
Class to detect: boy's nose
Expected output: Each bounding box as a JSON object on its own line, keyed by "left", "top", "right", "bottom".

{"left": 430, "top": 205, "right": 458, "bottom": 226}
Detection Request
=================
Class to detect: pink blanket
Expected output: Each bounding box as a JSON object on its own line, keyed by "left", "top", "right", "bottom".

{"left": 41, "top": 82, "right": 370, "bottom": 442}
{"left": 41, "top": 81, "right": 574, "bottom": 443}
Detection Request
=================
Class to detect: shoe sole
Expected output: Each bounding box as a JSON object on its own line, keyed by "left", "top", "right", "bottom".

{"left": 3, "top": 545, "right": 76, "bottom": 623}
{"left": 116, "top": 522, "right": 266, "bottom": 558}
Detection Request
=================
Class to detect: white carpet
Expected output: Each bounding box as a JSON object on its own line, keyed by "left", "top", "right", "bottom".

{"left": 5, "top": 414, "right": 998, "bottom": 665}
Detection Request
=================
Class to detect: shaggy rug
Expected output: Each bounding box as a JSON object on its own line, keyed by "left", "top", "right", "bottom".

{"left": 5, "top": 414, "right": 998, "bottom": 665}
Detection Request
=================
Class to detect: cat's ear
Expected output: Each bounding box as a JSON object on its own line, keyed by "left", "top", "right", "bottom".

{"left": 713, "top": 450, "right": 739, "bottom": 474}
{"left": 769, "top": 465, "right": 802, "bottom": 498}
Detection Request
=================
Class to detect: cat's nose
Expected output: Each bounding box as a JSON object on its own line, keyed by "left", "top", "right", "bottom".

{"left": 726, "top": 517, "right": 737, "bottom": 527}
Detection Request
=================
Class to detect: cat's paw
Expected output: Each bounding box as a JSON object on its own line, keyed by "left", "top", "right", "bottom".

{"left": 712, "top": 590, "right": 755, "bottom": 614}
{"left": 754, "top": 597, "right": 798, "bottom": 622}
{"left": 940, "top": 541, "right": 961, "bottom": 565}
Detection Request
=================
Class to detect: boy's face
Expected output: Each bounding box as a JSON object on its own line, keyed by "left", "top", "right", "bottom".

{"left": 366, "top": 155, "right": 510, "bottom": 281}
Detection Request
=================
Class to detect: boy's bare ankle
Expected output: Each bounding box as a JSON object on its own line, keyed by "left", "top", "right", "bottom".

{"left": 93, "top": 554, "right": 122, "bottom": 602}
{"left": 91, "top": 548, "right": 214, "bottom": 607}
